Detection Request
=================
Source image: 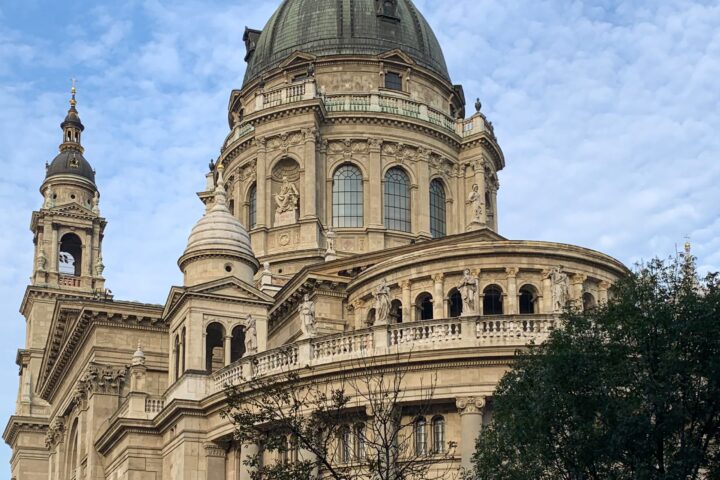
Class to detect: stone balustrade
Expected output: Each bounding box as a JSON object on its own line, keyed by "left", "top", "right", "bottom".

{"left": 144, "top": 398, "right": 165, "bottom": 414}
{"left": 212, "top": 314, "right": 558, "bottom": 393}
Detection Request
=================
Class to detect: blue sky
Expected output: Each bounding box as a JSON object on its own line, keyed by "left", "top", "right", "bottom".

{"left": 1, "top": 0, "right": 719, "bottom": 470}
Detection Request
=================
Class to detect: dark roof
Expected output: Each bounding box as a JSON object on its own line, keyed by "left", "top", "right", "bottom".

{"left": 244, "top": 0, "right": 450, "bottom": 85}
{"left": 46, "top": 151, "right": 96, "bottom": 184}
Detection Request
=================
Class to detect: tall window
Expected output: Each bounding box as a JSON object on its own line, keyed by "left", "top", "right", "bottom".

{"left": 174, "top": 335, "right": 181, "bottom": 381}
{"left": 417, "top": 293, "right": 434, "bottom": 321}
{"left": 248, "top": 184, "right": 257, "bottom": 228}
{"left": 59, "top": 233, "right": 82, "bottom": 276}
{"left": 432, "top": 416, "right": 445, "bottom": 454}
{"left": 519, "top": 286, "right": 537, "bottom": 314}
{"left": 384, "top": 168, "right": 411, "bottom": 232}
{"left": 483, "top": 285, "right": 504, "bottom": 315}
{"left": 429, "top": 179, "right": 446, "bottom": 238}
{"left": 415, "top": 417, "right": 428, "bottom": 456}
{"left": 354, "top": 423, "right": 366, "bottom": 460}
{"left": 333, "top": 165, "right": 364, "bottom": 228}
{"left": 340, "top": 426, "right": 351, "bottom": 464}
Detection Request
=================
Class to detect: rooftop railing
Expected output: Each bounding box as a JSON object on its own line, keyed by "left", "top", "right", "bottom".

{"left": 212, "top": 314, "right": 557, "bottom": 393}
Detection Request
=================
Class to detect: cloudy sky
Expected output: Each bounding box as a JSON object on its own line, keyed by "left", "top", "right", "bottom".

{"left": 0, "top": 0, "right": 718, "bottom": 467}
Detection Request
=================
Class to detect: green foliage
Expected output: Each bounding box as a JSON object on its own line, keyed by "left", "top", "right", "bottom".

{"left": 473, "top": 256, "right": 720, "bottom": 480}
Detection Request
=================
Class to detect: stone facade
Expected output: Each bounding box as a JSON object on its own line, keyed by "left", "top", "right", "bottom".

{"left": 4, "top": 1, "right": 628, "bottom": 479}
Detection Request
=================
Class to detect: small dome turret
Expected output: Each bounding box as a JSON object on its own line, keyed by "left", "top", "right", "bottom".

{"left": 179, "top": 165, "right": 259, "bottom": 286}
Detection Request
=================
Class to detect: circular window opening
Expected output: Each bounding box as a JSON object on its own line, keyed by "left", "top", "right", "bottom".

{"left": 53, "top": 194, "right": 58, "bottom": 199}
{"left": 70, "top": 194, "right": 76, "bottom": 200}
{"left": 224, "top": 264, "right": 233, "bottom": 273}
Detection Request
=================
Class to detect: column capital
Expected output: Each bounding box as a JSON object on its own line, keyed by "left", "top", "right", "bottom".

{"left": 432, "top": 273, "right": 444, "bottom": 283}
{"left": 598, "top": 280, "right": 611, "bottom": 290}
{"left": 505, "top": 267, "right": 519, "bottom": 277}
{"left": 572, "top": 273, "right": 588, "bottom": 285}
{"left": 204, "top": 442, "right": 226, "bottom": 458}
{"left": 399, "top": 280, "right": 411, "bottom": 289}
{"left": 456, "top": 396, "right": 486, "bottom": 415}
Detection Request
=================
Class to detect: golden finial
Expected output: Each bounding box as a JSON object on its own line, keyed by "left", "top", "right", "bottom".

{"left": 217, "top": 162, "right": 225, "bottom": 172}
{"left": 684, "top": 236, "right": 692, "bottom": 255}
{"left": 70, "top": 78, "right": 77, "bottom": 107}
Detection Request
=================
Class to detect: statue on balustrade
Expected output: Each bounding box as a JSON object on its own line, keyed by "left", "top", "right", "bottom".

{"left": 458, "top": 269, "right": 479, "bottom": 316}
{"left": 244, "top": 315, "right": 258, "bottom": 355}
{"left": 547, "top": 266, "right": 570, "bottom": 313}
{"left": 298, "top": 294, "right": 317, "bottom": 338}
{"left": 274, "top": 176, "right": 300, "bottom": 226}
{"left": 373, "top": 279, "right": 392, "bottom": 326}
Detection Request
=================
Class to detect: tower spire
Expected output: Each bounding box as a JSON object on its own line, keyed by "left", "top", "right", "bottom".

{"left": 60, "top": 79, "right": 85, "bottom": 154}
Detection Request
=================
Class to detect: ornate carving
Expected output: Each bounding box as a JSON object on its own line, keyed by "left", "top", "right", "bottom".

{"left": 546, "top": 267, "right": 570, "bottom": 313}
{"left": 457, "top": 269, "right": 479, "bottom": 316}
{"left": 373, "top": 279, "right": 392, "bottom": 326}
{"left": 244, "top": 315, "right": 258, "bottom": 355}
{"left": 73, "top": 363, "right": 127, "bottom": 407}
{"left": 506, "top": 267, "right": 519, "bottom": 277}
{"left": 456, "top": 396, "right": 486, "bottom": 415}
{"left": 45, "top": 417, "right": 65, "bottom": 449}
{"left": 274, "top": 176, "right": 299, "bottom": 226}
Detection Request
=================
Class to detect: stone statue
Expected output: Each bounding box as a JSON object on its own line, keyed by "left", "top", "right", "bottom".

{"left": 91, "top": 191, "right": 100, "bottom": 214}
{"left": 44, "top": 186, "right": 55, "bottom": 209}
{"left": 325, "top": 227, "right": 337, "bottom": 261}
{"left": 95, "top": 254, "right": 105, "bottom": 277}
{"left": 37, "top": 249, "right": 47, "bottom": 272}
{"left": 263, "top": 262, "right": 271, "bottom": 274}
{"left": 244, "top": 315, "right": 258, "bottom": 355}
{"left": 547, "top": 267, "right": 570, "bottom": 313}
{"left": 298, "top": 294, "right": 317, "bottom": 338}
{"left": 468, "top": 184, "right": 484, "bottom": 224}
{"left": 274, "top": 176, "right": 299, "bottom": 213}
{"left": 274, "top": 176, "right": 300, "bottom": 226}
{"left": 373, "top": 279, "right": 392, "bottom": 326}
{"left": 457, "top": 269, "right": 478, "bottom": 315}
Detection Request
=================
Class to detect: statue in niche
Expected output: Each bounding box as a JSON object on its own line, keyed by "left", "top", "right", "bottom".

{"left": 457, "top": 269, "right": 479, "bottom": 315}
{"left": 44, "top": 186, "right": 55, "bottom": 209}
{"left": 373, "top": 279, "right": 392, "bottom": 326}
{"left": 325, "top": 227, "right": 337, "bottom": 261}
{"left": 95, "top": 254, "right": 105, "bottom": 277}
{"left": 37, "top": 250, "right": 47, "bottom": 272}
{"left": 298, "top": 294, "right": 317, "bottom": 338}
{"left": 244, "top": 315, "right": 258, "bottom": 355}
{"left": 547, "top": 267, "right": 570, "bottom": 313}
{"left": 274, "top": 176, "right": 300, "bottom": 226}
{"left": 467, "top": 184, "right": 484, "bottom": 225}
{"left": 91, "top": 192, "right": 100, "bottom": 214}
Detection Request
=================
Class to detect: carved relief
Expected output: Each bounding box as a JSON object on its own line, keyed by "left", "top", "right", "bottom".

{"left": 45, "top": 417, "right": 65, "bottom": 449}
{"left": 73, "top": 363, "right": 127, "bottom": 407}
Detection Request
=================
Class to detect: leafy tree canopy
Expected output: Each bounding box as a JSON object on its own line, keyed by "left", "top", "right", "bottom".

{"left": 473, "top": 254, "right": 720, "bottom": 480}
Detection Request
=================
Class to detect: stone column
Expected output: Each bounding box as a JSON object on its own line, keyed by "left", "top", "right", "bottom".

{"left": 50, "top": 226, "right": 59, "bottom": 273}
{"left": 457, "top": 168, "right": 467, "bottom": 233}
{"left": 598, "top": 281, "right": 610, "bottom": 304}
{"left": 256, "top": 138, "right": 268, "bottom": 228}
{"left": 432, "top": 274, "right": 444, "bottom": 319}
{"left": 456, "top": 396, "right": 486, "bottom": 470}
{"left": 417, "top": 149, "right": 431, "bottom": 238}
{"left": 400, "top": 280, "right": 411, "bottom": 323}
{"left": 572, "top": 274, "right": 587, "bottom": 308}
{"left": 224, "top": 335, "right": 232, "bottom": 366}
{"left": 505, "top": 268, "right": 519, "bottom": 315}
{"left": 204, "top": 443, "right": 227, "bottom": 480}
{"left": 541, "top": 269, "right": 553, "bottom": 314}
{"left": 302, "top": 128, "right": 318, "bottom": 220}
{"left": 367, "top": 138, "right": 383, "bottom": 228}
{"left": 240, "top": 443, "right": 259, "bottom": 480}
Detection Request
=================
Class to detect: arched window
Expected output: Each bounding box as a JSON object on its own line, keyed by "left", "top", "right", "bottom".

{"left": 583, "top": 292, "right": 596, "bottom": 311}
{"left": 354, "top": 423, "right": 366, "bottom": 460}
{"left": 416, "top": 293, "right": 433, "bottom": 321}
{"left": 366, "top": 308, "right": 376, "bottom": 326}
{"left": 66, "top": 418, "right": 79, "bottom": 479}
{"left": 390, "top": 299, "right": 403, "bottom": 324}
{"left": 429, "top": 179, "right": 446, "bottom": 238}
{"left": 432, "top": 416, "right": 445, "bottom": 454}
{"left": 414, "top": 417, "right": 428, "bottom": 456}
{"left": 333, "top": 165, "right": 364, "bottom": 228}
{"left": 230, "top": 325, "right": 246, "bottom": 363}
{"left": 205, "top": 323, "right": 225, "bottom": 372}
{"left": 384, "top": 168, "right": 411, "bottom": 232}
{"left": 519, "top": 285, "right": 538, "bottom": 314}
{"left": 180, "top": 327, "right": 186, "bottom": 374}
{"left": 174, "top": 335, "right": 181, "bottom": 381}
{"left": 340, "top": 426, "right": 351, "bottom": 464}
{"left": 59, "top": 233, "right": 82, "bottom": 276}
{"left": 449, "top": 289, "right": 463, "bottom": 317}
{"left": 248, "top": 184, "right": 257, "bottom": 228}
{"left": 483, "top": 285, "right": 503, "bottom": 315}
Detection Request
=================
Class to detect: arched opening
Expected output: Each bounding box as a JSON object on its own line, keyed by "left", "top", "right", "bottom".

{"left": 432, "top": 416, "right": 445, "bottom": 454}
{"left": 180, "top": 327, "right": 186, "bottom": 374}
{"left": 205, "top": 323, "right": 225, "bottom": 372}
{"left": 519, "top": 285, "right": 539, "bottom": 314}
{"left": 248, "top": 183, "right": 257, "bottom": 228}
{"left": 65, "top": 418, "right": 79, "bottom": 479}
{"left": 390, "top": 299, "right": 403, "bottom": 324}
{"left": 230, "top": 325, "right": 246, "bottom": 363}
{"left": 583, "top": 292, "right": 596, "bottom": 311}
{"left": 174, "top": 334, "right": 181, "bottom": 381}
{"left": 366, "top": 308, "right": 376, "bottom": 326}
{"left": 448, "top": 288, "right": 463, "bottom": 317}
{"left": 416, "top": 293, "right": 433, "bottom": 321}
{"left": 414, "top": 417, "right": 427, "bottom": 456}
{"left": 59, "top": 233, "right": 82, "bottom": 276}
{"left": 384, "top": 167, "right": 411, "bottom": 232}
{"left": 483, "top": 285, "right": 503, "bottom": 316}
{"left": 429, "top": 179, "right": 446, "bottom": 238}
{"left": 333, "top": 164, "right": 364, "bottom": 228}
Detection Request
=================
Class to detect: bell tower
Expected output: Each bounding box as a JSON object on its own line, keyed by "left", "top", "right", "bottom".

{"left": 32, "top": 83, "right": 107, "bottom": 292}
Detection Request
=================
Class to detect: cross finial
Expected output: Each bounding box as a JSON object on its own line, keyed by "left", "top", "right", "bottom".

{"left": 70, "top": 78, "right": 77, "bottom": 107}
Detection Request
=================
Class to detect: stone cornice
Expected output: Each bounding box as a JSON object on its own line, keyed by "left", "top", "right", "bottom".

{"left": 3, "top": 415, "right": 50, "bottom": 447}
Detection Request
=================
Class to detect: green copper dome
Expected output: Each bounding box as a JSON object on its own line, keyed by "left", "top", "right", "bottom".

{"left": 244, "top": 0, "right": 450, "bottom": 85}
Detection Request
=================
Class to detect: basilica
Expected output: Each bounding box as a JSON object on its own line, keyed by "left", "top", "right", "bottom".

{"left": 4, "top": 0, "right": 627, "bottom": 479}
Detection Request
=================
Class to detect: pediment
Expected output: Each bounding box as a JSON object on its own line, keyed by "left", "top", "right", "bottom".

{"left": 50, "top": 203, "right": 95, "bottom": 217}
{"left": 378, "top": 49, "right": 415, "bottom": 66}
{"left": 279, "top": 51, "right": 317, "bottom": 70}
{"left": 164, "top": 277, "right": 274, "bottom": 318}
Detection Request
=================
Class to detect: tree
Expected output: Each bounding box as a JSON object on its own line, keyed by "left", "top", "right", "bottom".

{"left": 472, "top": 254, "right": 720, "bottom": 480}
{"left": 222, "top": 349, "right": 458, "bottom": 480}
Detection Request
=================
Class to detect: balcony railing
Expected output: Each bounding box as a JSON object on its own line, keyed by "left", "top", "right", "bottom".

{"left": 212, "top": 314, "right": 557, "bottom": 393}
{"left": 59, "top": 275, "right": 81, "bottom": 287}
